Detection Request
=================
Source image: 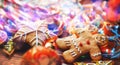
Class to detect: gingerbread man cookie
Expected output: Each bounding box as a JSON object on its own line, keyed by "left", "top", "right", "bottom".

{"left": 69, "top": 25, "right": 98, "bottom": 38}
{"left": 56, "top": 28, "right": 108, "bottom": 63}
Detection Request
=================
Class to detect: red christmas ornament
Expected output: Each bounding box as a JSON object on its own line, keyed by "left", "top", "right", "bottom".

{"left": 108, "top": 0, "right": 120, "bottom": 9}
{"left": 100, "top": 42, "right": 115, "bottom": 54}
{"left": 106, "top": 0, "right": 120, "bottom": 23}
{"left": 21, "top": 46, "right": 61, "bottom": 65}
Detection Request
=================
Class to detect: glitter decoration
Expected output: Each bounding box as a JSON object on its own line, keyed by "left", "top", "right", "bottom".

{"left": 0, "top": 30, "right": 8, "bottom": 44}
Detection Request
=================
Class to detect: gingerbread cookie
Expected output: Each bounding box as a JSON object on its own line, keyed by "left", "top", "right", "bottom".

{"left": 56, "top": 28, "right": 108, "bottom": 63}
{"left": 13, "top": 21, "right": 57, "bottom": 49}
{"left": 70, "top": 25, "right": 98, "bottom": 38}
